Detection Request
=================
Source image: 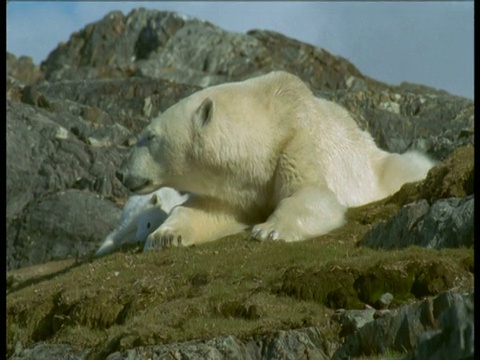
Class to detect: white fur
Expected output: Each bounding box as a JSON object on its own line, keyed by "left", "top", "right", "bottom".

{"left": 95, "top": 188, "right": 188, "bottom": 256}
{"left": 135, "top": 190, "right": 189, "bottom": 243}
{"left": 117, "top": 71, "right": 435, "bottom": 249}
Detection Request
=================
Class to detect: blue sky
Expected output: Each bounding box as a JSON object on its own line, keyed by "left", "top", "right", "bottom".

{"left": 7, "top": 1, "right": 473, "bottom": 99}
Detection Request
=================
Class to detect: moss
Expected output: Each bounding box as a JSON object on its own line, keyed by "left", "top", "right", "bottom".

{"left": 7, "top": 239, "right": 473, "bottom": 359}
{"left": 388, "top": 145, "right": 474, "bottom": 205}
{"left": 354, "top": 263, "right": 415, "bottom": 306}
{"left": 277, "top": 250, "right": 472, "bottom": 311}
{"left": 421, "top": 145, "right": 474, "bottom": 201}
{"left": 278, "top": 266, "right": 363, "bottom": 309}
{"left": 460, "top": 255, "right": 474, "bottom": 274}
{"left": 212, "top": 300, "right": 260, "bottom": 320}
{"left": 410, "top": 261, "right": 459, "bottom": 297}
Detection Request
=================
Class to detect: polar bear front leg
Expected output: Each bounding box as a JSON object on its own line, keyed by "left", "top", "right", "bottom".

{"left": 252, "top": 187, "right": 347, "bottom": 242}
{"left": 144, "top": 198, "right": 247, "bottom": 251}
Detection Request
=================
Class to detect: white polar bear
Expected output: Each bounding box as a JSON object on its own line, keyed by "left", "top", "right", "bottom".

{"left": 116, "top": 71, "right": 434, "bottom": 250}
{"left": 95, "top": 187, "right": 188, "bottom": 256}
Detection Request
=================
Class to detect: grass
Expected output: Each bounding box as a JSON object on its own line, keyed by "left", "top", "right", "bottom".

{"left": 6, "top": 145, "right": 474, "bottom": 359}
{"left": 7, "top": 231, "right": 473, "bottom": 359}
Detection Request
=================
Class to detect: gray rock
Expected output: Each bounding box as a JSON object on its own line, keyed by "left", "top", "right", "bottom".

{"left": 360, "top": 196, "right": 474, "bottom": 250}
{"left": 316, "top": 90, "right": 474, "bottom": 159}
{"left": 333, "top": 290, "right": 474, "bottom": 359}
{"left": 10, "top": 291, "right": 472, "bottom": 360}
{"left": 9, "top": 342, "right": 91, "bottom": 360}
{"left": 7, "top": 99, "right": 132, "bottom": 270}
{"left": 7, "top": 189, "right": 121, "bottom": 270}
{"left": 106, "top": 327, "right": 330, "bottom": 360}
{"left": 9, "top": 327, "right": 331, "bottom": 360}
{"left": 134, "top": 20, "right": 268, "bottom": 88}
{"left": 40, "top": 8, "right": 383, "bottom": 92}
{"left": 28, "top": 77, "right": 200, "bottom": 135}
{"left": 7, "top": 52, "right": 44, "bottom": 85}
{"left": 404, "top": 291, "right": 474, "bottom": 360}
{"left": 337, "top": 309, "right": 376, "bottom": 337}
{"left": 376, "top": 292, "right": 394, "bottom": 309}
{"left": 7, "top": 100, "right": 129, "bottom": 215}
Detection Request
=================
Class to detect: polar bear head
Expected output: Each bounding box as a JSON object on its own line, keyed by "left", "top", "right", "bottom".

{"left": 116, "top": 72, "right": 305, "bottom": 206}
{"left": 116, "top": 96, "right": 219, "bottom": 194}
{"left": 116, "top": 81, "right": 280, "bottom": 201}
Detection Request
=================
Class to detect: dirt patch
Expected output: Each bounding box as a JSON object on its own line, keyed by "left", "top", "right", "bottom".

{"left": 7, "top": 258, "right": 79, "bottom": 294}
{"left": 212, "top": 300, "right": 260, "bottom": 320}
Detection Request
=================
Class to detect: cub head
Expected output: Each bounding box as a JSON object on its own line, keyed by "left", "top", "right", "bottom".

{"left": 134, "top": 193, "right": 169, "bottom": 242}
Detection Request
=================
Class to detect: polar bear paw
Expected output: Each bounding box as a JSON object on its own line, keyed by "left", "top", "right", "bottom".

{"left": 252, "top": 223, "right": 280, "bottom": 241}
{"left": 252, "top": 221, "right": 301, "bottom": 242}
{"left": 144, "top": 226, "right": 185, "bottom": 251}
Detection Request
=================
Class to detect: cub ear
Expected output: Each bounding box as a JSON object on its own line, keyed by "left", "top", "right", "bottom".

{"left": 149, "top": 193, "right": 160, "bottom": 206}
{"left": 193, "top": 98, "right": 214, "bottom": 127}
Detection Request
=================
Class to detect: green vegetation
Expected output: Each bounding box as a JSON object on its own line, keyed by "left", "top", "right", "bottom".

{"left": 7, "top": 229, "right": 473, "bottom": 358}
{"left": 6, "top": 146, "right": 474, "bottom": 359}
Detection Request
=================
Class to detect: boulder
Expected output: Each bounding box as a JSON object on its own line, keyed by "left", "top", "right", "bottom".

{"left": 404, "top": 291, "right": 474, "bottom": 360}
{"left": 360, "top": 196, "right": 474, "bottom": 250}
{"left": 333, "top": 290, "right": 474, "bottom": 359}
{"left": 7, "top": 189, "right": 121, "bottom": 270}
{"left": 40, "top": 8, "right": 385, "bottom": 91}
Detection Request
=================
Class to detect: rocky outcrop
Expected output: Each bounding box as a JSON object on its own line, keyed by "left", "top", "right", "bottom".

{"left": 7, "top": 52, "right": 44, "bottom": 85}
{"left": 317, "top": 90, "right": 474, "bottom": 159}
{"left": 39, "top": 8, "right": 386, "bottom": 91}
{"left": 333, "top": 290, "right": 474, "bottom": 360}
{"left": 360, "top": 196, "right": 474, "bottom": 250}
{"left": 9, "top": 290, "right": 472, "bottom": 360}
{"left": 9, "top": 328, "right": 331, "bottom": 360}
{"left": 404, "top": 291, "right": 474, "bottom": 360}
{"left": 6, "top": 76, "right": 199, "bottom": 270}
{"left": 105, "top": 327, "right": 331, "bottom": 360}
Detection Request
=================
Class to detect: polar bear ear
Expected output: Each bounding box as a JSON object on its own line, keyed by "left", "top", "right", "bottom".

{"left": 193, "top": 98, "right": 214, "bottom": 127}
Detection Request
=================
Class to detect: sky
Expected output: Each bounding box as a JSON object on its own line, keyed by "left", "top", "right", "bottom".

{"left": 7, "top": 2, "right": 474, "bottom": 99}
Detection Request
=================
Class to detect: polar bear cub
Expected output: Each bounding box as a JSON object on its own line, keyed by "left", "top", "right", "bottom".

{"left": 116, "top": 71, "right": 435, "bottom": 249}
{"left": 134, "top": 190, "right": 189, "bottom": 244}
{"left": 95, "top": 187, "right": 188, "bottom": 256}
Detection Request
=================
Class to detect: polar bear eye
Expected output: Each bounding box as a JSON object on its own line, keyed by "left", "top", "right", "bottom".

{"left": 137, "top": 132, "right": 155, "bottom": 146}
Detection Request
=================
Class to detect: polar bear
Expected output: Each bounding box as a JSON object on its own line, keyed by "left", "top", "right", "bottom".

{"left": 116, "top": 71, "right": 434, "bottom": 250}
{"left": 95, "top": 187, "right": 188, "bottom": 256}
